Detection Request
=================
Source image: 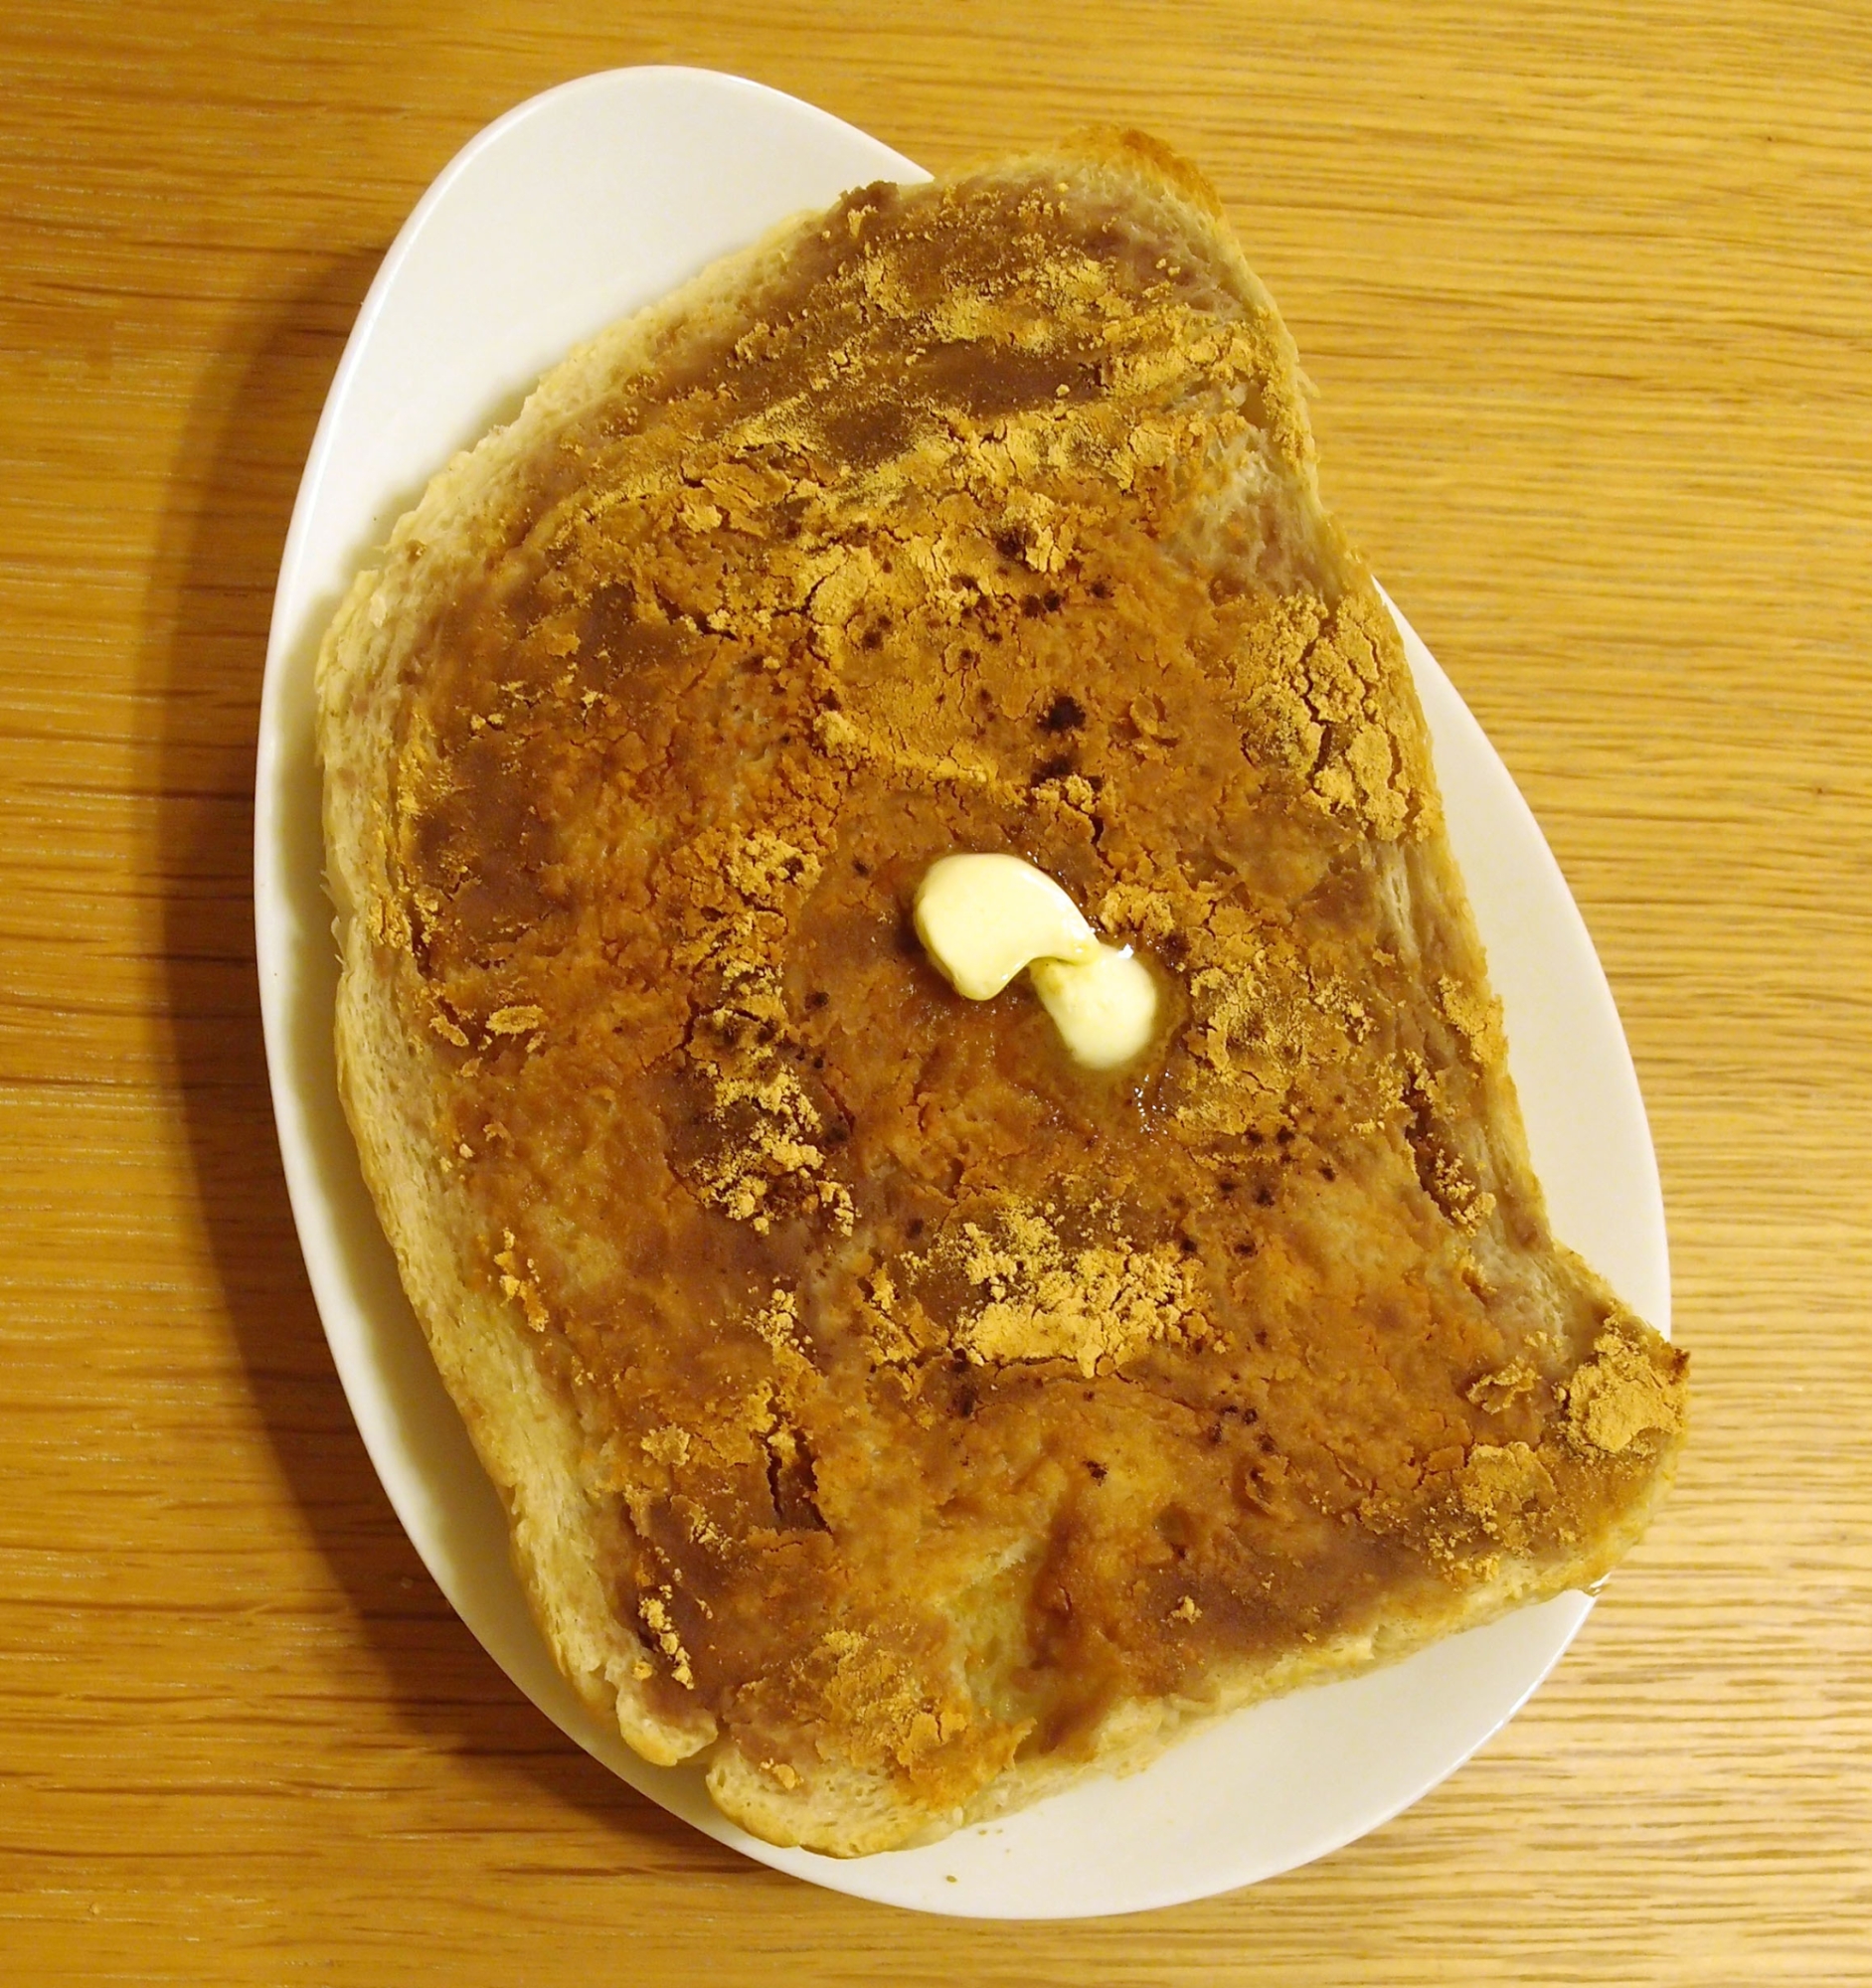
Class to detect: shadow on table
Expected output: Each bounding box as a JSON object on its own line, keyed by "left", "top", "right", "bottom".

{"left": 141, "top": 247, "right": 738, "bottom": 1877}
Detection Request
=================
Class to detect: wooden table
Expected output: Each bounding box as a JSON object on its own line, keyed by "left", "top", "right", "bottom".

{"left": 4, "top": 2, "right": 1868, "bottom": 1979}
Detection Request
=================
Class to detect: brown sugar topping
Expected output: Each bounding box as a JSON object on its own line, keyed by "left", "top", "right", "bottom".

{"left": 370, "top": 150, "right": 1685, "bottom": 1820}
{"left": 880, "top": 1196, "right": 1206, "bottom": 1378}
{"left": 1565, "top": 1322, "right": 1688, "bottom": 1455}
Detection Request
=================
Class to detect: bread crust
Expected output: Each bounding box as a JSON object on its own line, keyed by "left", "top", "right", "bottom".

{"left": 318, "top": 132, "right": 1684, "bottom": 1856}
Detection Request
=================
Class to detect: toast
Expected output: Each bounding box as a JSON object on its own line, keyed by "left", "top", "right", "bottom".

{"left": 317, "top": 131, "right": 1685, "bottom": 1855}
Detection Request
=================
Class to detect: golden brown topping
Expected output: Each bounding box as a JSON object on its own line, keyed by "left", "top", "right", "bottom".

{"left": 639, "top": 1590, "right": 696, "bottom": 1691}
{"left": 1456, "top": 1442, "right": 1560, "bottom": 1552}
{"left": 936, "top": 1200, "right": 1202, "bottom": 1377}
{"left": 492, "top": 1230, "right": 548, "bottom": 1332}
{"left": 1565, "top": 1324, "right": 1688, "bottom": 1454}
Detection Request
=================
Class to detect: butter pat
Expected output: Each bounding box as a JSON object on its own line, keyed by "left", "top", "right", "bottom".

{"left": 1030, "top": 944, "right": 1158, "bottom": 1070}
{"left": 913, "top": 853, "right": 1158, "bottom": 1069}
{"left": 913, "top": 854, "right": 1099, "bottom": 1000}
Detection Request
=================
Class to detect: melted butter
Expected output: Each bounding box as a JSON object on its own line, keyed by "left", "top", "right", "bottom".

{"left": 1031, "top": 943, "right": 1158, "bottom": 1070}
{"left": 913, "top": 854, "right": 1098, "bottom": 999}
{"left": 913, "top": 853, "right": 1158, "bottom": 1068}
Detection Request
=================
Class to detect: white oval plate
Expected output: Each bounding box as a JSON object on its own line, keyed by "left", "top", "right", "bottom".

{"left": 254, "top": 68, "right": 1669, "bottom": 1919}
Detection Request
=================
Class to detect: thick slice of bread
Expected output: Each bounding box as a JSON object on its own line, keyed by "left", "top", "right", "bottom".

{"left": 318, "top": 131, "right": 1685, "bottom": 1855}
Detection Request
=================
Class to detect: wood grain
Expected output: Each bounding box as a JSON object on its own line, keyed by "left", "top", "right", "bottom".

{"left": 2, "top": 1, "right": 1868, "bottom": 1979}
